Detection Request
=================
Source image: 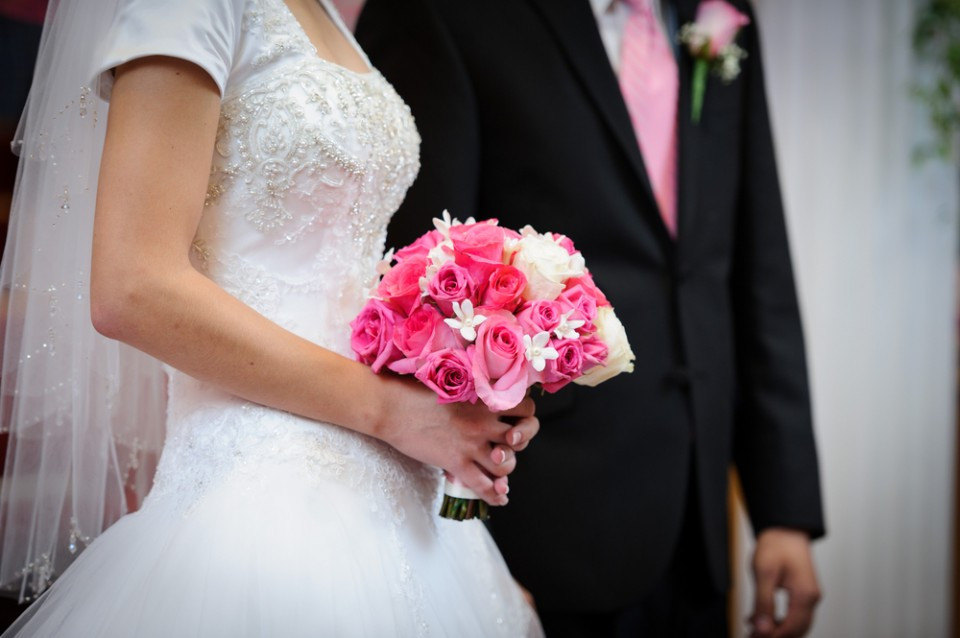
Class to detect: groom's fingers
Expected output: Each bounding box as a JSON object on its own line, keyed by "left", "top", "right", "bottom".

{"left": 771, "top": 592, "right": 817, "bottom": 638}
{"left": 771, "top": 559, "right": 820, "bottom": 638}
{"left": 750, "top": 559, "right": 780, "bottom": 638}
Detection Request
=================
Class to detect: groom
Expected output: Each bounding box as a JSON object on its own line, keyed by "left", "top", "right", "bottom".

{"left": 356, "top": 0, "right": 824, "bottom": 635}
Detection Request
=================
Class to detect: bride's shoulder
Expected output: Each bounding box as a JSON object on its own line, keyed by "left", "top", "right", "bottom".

{"left": 98, "top": 0, "right": 250, "bottom": 99}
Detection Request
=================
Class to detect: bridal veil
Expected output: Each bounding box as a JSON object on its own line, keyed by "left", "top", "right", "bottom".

{"left": 0, "top": 0, "right": 165, "bottom": 601}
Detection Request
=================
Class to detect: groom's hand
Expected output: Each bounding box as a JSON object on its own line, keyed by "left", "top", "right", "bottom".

{"left": 749, "top": 527, "right": 821, "bottom": 638}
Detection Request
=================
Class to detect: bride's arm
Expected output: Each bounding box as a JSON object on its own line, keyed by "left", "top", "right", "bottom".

{"left": 91, "top": 56, "right": 536, "bottom": 505}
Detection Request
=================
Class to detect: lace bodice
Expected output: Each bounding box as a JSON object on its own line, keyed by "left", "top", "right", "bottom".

{"left": 154, "top": 0, "right": 428, "bottom": 514}
{"left": 195, "top": 0, "right": 419, "bottom": 351}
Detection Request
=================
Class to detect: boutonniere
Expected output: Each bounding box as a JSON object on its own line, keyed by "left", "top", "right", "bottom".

{"left": 678, "top": 0, "right": 751, "bottom": 123}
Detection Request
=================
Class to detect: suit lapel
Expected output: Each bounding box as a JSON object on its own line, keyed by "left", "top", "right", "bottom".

{"left": 525, "top": 0, "right": 671, "bottom": 245}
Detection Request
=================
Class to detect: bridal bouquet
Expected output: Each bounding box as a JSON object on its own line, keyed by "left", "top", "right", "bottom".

{"left": 350, "top": 212, "right": 635, "bottom": 520}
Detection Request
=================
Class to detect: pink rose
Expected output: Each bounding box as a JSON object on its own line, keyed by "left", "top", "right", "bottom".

{"left": 516, "top": 300, "right": 563, "bottom": 336}
{"left": 377, "top": 255, "right": 427, "bottom": 315}
{"left": 394, "top": 229, "right": 444, "bottom": 262}
{"left": 558, "top": 283, "right": 599, "bottom": 327}
{"left": 563, "top": 270, "right": 609, "bottom": 307}
{"left": 426, "top": 262, "right": 477, "bottom": 315}
{"left": 539, "top": 338, "right": 585, "bottom": 394}
{"left": 580, "top": 335, "right": 609, "bottom": 371}
{"left": 388, "top": 304, "right": 459, "bottom": 374}
{"left": 472, "top": 314, "right": 529, "bottom": 411}
{"left": 481, "top": 265, "right": 526, "bottom": 311}
{"left": 415, "top": 348, "right": 477, "bottom": 404}
{"left": 450, "top": 222, "right": 514, "bottom": 281}
{"left": 696, "top": 0, "right": 750, "bottom": 56}
{"left": 350, "top": 300, "right": 402, "bottom": 373}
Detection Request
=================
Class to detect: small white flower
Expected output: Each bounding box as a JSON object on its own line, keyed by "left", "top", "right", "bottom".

{"left": 433, "top": 209, "right": 456, "bottom": 239}
{"left": 554, "top": 310, "right": 586, "bottom": 341}
{"left": 679, "top": 23, "right": 708, "bottom": 53}
{"left": 432, "top": 210, "right": 477, "bottom": 241}
{"left": 717, "top": 43, "right": 746, "bottom": 82}
{"left": 523, "top": 331, "right": 559, "bottom": 373}
{"left": 418, "top": 263, "right": 439, "bottom": 296}
{"left": 444, "top": 299, "right": 487, "bottom": 342}
{"left": 375, "top": 247, "right": 395, "bottom": 277}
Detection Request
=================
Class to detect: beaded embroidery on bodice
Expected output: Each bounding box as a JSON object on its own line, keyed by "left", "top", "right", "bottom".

{"left": 197, "top": 0, "right": 419, "bottom": 351}
{"left": 152, "top": 0, "right": 429, "bottom": 517}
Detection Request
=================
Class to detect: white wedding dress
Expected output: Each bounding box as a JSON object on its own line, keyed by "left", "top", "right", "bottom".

{"left": 3, "top": 0, "right": 542, "bottom": 635}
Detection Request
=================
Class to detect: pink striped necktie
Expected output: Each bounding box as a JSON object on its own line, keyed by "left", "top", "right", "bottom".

{"left": 618, "top": 0, "right": 679, "bottom": 236}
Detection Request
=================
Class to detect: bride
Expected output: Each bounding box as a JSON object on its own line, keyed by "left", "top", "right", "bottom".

{"left": 0, "top": 0, "right": 543, "bottom": 635}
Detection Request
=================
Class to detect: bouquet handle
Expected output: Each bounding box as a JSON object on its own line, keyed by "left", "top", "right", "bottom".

{"left": 439, "top": 473, "right": 489, "bottom": 521}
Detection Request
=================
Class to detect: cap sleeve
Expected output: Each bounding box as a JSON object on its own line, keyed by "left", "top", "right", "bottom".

{"left": 95, "top": 0, "right": 244, "bottom": 100}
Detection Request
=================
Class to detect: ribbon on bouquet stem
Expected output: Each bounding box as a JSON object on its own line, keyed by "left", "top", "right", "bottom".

{"left": 439, "top": 473, "right": 489, "bottom": 521}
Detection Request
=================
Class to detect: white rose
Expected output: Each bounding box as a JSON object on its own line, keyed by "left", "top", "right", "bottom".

{"left": 512, "top": 233, "right": 586, "bottom": 301}
{"left": 574, "top": 306, "right": 635, "bottom": 387}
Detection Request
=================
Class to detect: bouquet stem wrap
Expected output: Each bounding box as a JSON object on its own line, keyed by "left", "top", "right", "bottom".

{"left": 439, "top": 474, "right": 489, "bottom": 521}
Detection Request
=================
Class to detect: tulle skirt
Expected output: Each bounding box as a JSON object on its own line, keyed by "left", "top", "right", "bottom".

{"left": 3, "top": 409, "right": 542, "bottom": 637}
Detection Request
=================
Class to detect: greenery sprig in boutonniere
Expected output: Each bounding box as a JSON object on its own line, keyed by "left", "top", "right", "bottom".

{"left": 678, "top": 0, "right": 751, "bottom": 123}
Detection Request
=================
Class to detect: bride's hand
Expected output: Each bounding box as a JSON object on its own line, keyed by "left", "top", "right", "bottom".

{"left": 486, "top": 397, "right": 540, "bottom": 495}
{"left": 498, "top": 398, "right": 540, "bottom": 454}
{"left": 377, "top": 378, "right": 538, "bottom": 506}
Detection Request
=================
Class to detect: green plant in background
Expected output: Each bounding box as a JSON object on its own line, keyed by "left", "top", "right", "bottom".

{"left": 914, "top": 0, "right": 960, "bottom": 161}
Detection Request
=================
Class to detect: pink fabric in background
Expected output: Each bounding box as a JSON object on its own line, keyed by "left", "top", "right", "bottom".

{"left": 0, "top": 0, "right": 48, "bottom": 24}
{"left": 332, "top": 0, "right": 365, "bottom": 31}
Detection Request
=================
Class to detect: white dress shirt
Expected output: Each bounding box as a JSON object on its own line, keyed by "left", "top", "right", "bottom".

{"left": 589, "top": 0, "right": 670, "bottom": 75}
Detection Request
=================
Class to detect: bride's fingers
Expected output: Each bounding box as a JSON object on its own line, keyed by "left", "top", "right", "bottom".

{"left": 493, "top": 476, "right": 510, "bottom": 496}
{"left": 480, "top": 445, "right": 517, "bottom": 478}
{"left": 455, "top": 464, "right": 509, "bottom": 506}
{"left": 504, "top": 415, "right": 539, "bottom": 451}
{"left": 489, "top": 445, "right": 515, "bottom": 467}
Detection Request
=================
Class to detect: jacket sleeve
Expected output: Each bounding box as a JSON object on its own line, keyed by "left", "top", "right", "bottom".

{"left": 730, "top": 3, "right": 826, "bottom": 539}
{"left": 355, "top": 0, "right": 481, "bottom": 249}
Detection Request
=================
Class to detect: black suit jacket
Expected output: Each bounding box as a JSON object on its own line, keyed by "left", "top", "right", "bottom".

{"left": 357, "top": 0, "right": 825, "bottom": 613}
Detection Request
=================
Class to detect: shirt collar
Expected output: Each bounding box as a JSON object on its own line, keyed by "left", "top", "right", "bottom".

{"left": 589, "top": 0, "right": 617, "bottom": 19}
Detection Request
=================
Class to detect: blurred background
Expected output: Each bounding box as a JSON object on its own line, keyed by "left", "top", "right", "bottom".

{"left": 728, "top": 2, "right": 957, "bottom": 637}
{"left": 0, "top": 0, "right": 957, "bottom": 636}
